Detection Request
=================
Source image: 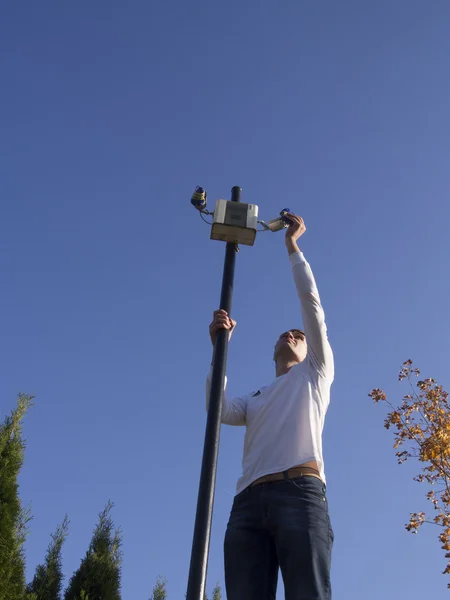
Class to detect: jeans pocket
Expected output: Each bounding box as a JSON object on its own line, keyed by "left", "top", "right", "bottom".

{"left": 289, "top": 476, "right": 327, "bottom": 502}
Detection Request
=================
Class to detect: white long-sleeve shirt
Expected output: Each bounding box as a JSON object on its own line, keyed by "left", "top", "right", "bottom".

{"left": 206, "top": 251, "right": 334, "bottom": 495}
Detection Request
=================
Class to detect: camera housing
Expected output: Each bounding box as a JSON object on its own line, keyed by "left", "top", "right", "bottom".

{"left": 210, "top": 199, "right": 258, "bottom": 246}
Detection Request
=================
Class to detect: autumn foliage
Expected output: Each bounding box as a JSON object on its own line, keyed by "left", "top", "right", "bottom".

{"left": 370, "top": 360, "right": 450, "bottom": 588}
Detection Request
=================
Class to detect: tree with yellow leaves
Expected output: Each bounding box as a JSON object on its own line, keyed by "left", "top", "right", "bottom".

{"left": 370, "top": 360, "right": 450, "bottom": 588}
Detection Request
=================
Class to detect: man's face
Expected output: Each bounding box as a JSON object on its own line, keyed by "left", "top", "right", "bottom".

{"left": 273, "top": 329, "right": 307, "bottom": 364}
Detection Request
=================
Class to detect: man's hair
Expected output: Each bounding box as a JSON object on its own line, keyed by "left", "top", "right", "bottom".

{"left": 289, "top": 328, "right": 305, "bottom": 338}
{"left": 278, "top": 328, "right": 306, "bottom": 339}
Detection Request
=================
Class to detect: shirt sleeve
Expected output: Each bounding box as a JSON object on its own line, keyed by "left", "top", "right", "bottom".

{"left": 206, "top": 366, "right": 249, "bottom": 426}
{"left": 289, "top": 251, "right": 334, "bottom": 381}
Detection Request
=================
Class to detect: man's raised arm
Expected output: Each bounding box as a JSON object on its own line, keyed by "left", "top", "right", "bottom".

{"left": 285, "top": 215, "right": 334, "bottom": 381}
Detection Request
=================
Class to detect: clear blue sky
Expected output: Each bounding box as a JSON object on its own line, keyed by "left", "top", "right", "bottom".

{"left": 1, "top": 1, "right": 450, "bottom": 598}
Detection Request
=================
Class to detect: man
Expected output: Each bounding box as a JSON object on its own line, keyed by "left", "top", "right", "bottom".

{"left": 206, "top": 214, "right": 334, "bottom": 600}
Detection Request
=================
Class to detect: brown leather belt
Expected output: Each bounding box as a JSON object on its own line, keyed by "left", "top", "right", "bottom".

{"left": 251, "top": 466, "right": 322, "bottom": 487}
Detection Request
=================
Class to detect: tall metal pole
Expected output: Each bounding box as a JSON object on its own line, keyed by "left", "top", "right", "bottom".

{"left": 186, "top": 186, "right": 241, "bottom": 600}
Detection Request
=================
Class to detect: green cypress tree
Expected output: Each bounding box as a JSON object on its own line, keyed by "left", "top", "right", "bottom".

{"left": 149, "top": 576, "right": 167, "bottom": 600}
{"left": 0, "top": 393, "right": 34, "bottom": 600}
{"left": 64, "top": 501, "right": 122, "bottom": 600}
{"left": 26, "top": 515, "right": 69, "bottom": 600}
{"left": 211, "top": 583, "right": 222, "bottom": 600}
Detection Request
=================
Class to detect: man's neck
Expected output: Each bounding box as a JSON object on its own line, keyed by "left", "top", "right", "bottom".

{"left": 276, "top": 359, "right": 299, "bottom": 377}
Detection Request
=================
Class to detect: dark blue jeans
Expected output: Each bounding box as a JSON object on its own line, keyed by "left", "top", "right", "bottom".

{"left": 224, "top": 475, "right": 334, "bottom": 600}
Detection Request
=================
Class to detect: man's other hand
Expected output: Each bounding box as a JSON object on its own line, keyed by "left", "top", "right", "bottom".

{"left": 209, "top": 309, "right": 236, "bottom": 346}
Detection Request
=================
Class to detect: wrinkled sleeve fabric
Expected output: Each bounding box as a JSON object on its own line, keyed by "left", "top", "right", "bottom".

{"left": 206, "top": 366, "right": 249, "bottom": 426}
{"left": 290, "top": 251, "right": 334, "bottom": 381}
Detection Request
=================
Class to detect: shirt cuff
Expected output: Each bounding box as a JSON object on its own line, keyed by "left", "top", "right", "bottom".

{"left": 289, "top": 251, "right": 305, "bottom": 267}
